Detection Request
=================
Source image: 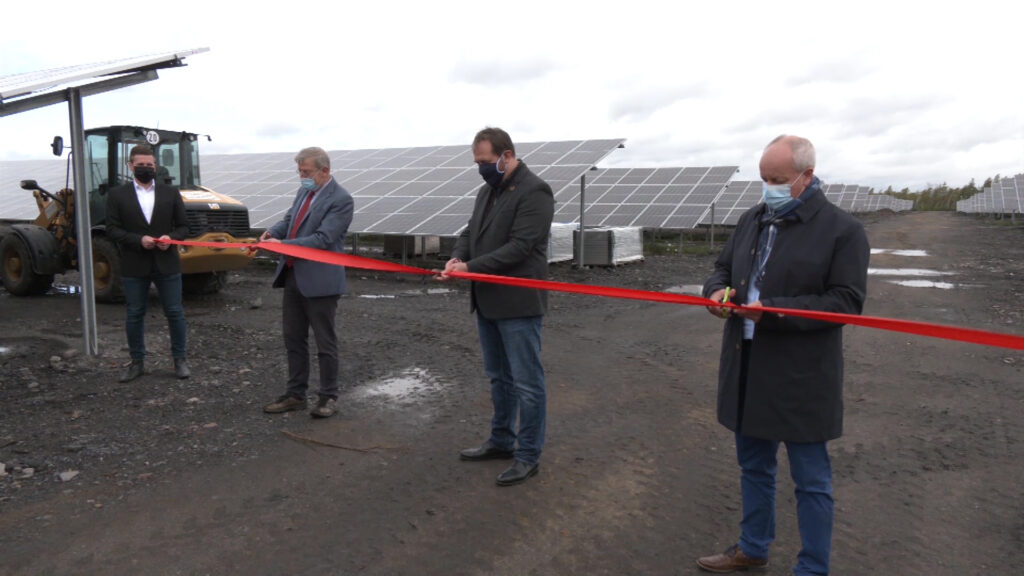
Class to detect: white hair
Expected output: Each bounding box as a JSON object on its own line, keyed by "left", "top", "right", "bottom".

{"left": 768, "top": 135, "right": 816, "bottom": 171}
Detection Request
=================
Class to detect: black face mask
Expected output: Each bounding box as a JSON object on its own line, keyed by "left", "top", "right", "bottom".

{"left": 134, "top": 166, "right": 156, "bottom": 184}
{"left": 477, "top": 156, "right": 506, "bottom": 189}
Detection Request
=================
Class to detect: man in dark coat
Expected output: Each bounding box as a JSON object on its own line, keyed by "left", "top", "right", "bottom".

{"left": 697, "top": 135, "right": 870, "bottom": 574}
{"left": 441, "top": 127, "right": 555, "bottom": 486}
{"left": 106, "top": 144, "right": 191, "bottom": 382}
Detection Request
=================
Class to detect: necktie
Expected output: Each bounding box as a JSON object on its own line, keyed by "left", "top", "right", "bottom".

{"left": 288, "top": 190, "right": 315, "bottom": 239}
{"left": 285, "top": 190, "right": 315, "bottom": 267}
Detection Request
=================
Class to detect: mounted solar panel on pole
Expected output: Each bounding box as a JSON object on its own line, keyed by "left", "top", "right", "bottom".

{"left": 553, "top": 166, "right": 737, "bottom": 230}
{"left": 0, "top": 48, "right": 209, "bottom": 356}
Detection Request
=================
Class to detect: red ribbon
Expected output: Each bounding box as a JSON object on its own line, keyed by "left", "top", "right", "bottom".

{"left": 164, "top": 239, "right": 1024, "bottom": 351}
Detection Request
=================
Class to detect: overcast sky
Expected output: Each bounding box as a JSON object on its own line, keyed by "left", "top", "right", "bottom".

{"left": 2, "top": 1, "right": 1022, "bottom": 191}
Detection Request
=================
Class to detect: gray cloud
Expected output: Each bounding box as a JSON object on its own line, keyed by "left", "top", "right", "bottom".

{"left": 449, "top": 57, "right": 559, "bottom": 86}
{"left": 832, "top": 94, "right": 948, "bottom": 139}
{"left": 726, "top": 101, "right": 833, "bottom": 134}
{"left": 788, "top": 57, "right": 874, "bottom": 87}
{"left": 255, "top": 123, "right": 302, "bottom": 138}
{"left": 608, "top": 84, "right": 708, "bottom": 122}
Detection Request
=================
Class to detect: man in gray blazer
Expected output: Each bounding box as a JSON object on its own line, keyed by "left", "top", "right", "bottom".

{"left": 441, "top": 127, "right": 555, "bottom": 486}
{"left": 260, "top": 147, "right": 354, "bottom": 418}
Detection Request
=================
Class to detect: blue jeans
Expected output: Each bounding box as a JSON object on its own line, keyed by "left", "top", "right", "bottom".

{"left": 122, "top": 273, "right": 187, "bottom": 360}
{"left": 736, "top": 433, "right": 833, "bottom": 576}
{"left": 476, "top": 314, "right": 545, "bottom": 465}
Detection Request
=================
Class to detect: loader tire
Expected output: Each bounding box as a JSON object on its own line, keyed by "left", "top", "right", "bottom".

{"left": 91, "top": 236, "right": 124, "bottom": 303}
{"left": 0, "top": 234, "right": 53, "bottom": 296}
{"left": 182, "top": 271, "right": 227, "bottom": 295}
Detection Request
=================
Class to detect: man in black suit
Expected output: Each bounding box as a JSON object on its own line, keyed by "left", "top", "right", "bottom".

{"left": 106, "top": 144, "right": 191, "bottom": 382}
{"left": 441, "top": 127, "right": 555, "bottom": 486}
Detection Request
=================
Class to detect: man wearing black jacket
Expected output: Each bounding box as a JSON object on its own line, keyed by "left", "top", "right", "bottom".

{"left": 441, "top": 127, "right": 555, "bottom": 486}
{"left": 106, "top": 145, "right": 191, "bottom": 382}
{"left": 698, "top": 135, "right": 869, "bottom": 574}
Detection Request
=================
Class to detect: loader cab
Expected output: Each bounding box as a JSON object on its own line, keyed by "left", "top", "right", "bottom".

{"left": 83, "top": 126, "right": 203, "bottom": 226}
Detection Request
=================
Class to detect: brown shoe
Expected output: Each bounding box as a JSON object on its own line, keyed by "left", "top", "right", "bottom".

{"left": 263, "top": 395, "right": 306, "bottom": 414}
{"left": 310, "top": 397, "right": 337, "bottom": 419}
{"left": 697, "top": 544, "right": 768, "bottom": 573}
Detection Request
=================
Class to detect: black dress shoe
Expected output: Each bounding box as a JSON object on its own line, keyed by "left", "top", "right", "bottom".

{"left": 174, "top": 358, "right": 191, "bottom": 379}
{"left": 119, "top": 360, "right": 144, "bottom": 383}
{"left": 496, "top": 460, "right": 539, "bottom": 486}
{"left": 459, "top": 442, "right": 514, "bottom": 461}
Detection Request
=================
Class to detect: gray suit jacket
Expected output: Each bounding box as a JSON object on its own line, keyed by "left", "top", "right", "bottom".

{"left": 267, "top": 177, "right": 354, "bottom": 297}
{"left": 453, "top": 162, "right": 554, "bottom": 319}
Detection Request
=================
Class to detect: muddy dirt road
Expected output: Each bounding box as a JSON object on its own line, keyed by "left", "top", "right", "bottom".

{"left": 1, "top": 211, "right": 1021, "bottom": 575}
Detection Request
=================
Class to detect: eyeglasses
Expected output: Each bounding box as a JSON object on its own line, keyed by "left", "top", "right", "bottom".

{"left": 297, "top": 168, "right": 321, "bottom": 177}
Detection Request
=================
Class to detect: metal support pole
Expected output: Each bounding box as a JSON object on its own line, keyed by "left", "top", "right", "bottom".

{"left": 352, "top": 233, "right": 359, "bottom": 254}
{"left": 576, "top": 173, "right": 586, "bottom": 268}
{"left": 401, "top": 236, "right": 408, "bottom": 266}
{"left": 68, "top": 88, "right": 98, "bottom": 356}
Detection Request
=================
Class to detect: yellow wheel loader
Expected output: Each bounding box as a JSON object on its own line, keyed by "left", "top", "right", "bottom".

{"left": 0, "top": 126, "right": 256, "bottom": 302}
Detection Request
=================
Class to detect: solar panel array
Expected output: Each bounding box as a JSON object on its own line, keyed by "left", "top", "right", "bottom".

{"left": 855, "top": 194, "right": 913, "bottom": 212}
{"left": 697, "top": 180, "right": 911, "bottom": 226}
{"left": 823, "top": 183, "right": 862, "bottom": 211}
{"left": 200, "top": 139, "right": 625, "bottom": 235}
{"left": 0, "top": 159, "right": 72, "bottom": 219}
{"left": 552, "top": 166, "right": 737, "bottom": 229}
{"left": 699, "top": 180, "right": 762, "bottom": 225}
{"left": 2, "top": 153, "right": 920, "bottom": 235}
{"left": 958, "top": 174, "right": 1024, "bottom": 214}
{"left": 823, "top": 184, "right": 912, "bottom": 213}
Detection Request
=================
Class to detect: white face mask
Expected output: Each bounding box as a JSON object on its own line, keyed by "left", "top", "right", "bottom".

{"left": 762, "top": 174, "right": 802, "bottom": 210}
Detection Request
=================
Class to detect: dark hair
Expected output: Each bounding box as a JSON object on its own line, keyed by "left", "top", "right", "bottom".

{"left": 473, "top": 127, "right": 516, "bottom": 157}
{"left": 128, "top": 144, "right": 155, "bottom": 163}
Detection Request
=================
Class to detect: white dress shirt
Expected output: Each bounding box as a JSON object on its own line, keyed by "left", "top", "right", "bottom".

{"left": 133, "top": 179, "right": 156, "bottom": 224}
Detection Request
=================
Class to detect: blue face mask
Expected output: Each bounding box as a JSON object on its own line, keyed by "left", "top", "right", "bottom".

{"left": 762, "top": 175, "right": 801, "bottom": 210}
{"left": 478, "top": 155, "right": 506, "bottom": 189}
{"left": 299, "top": 177, "right": 317, "bottom": 191}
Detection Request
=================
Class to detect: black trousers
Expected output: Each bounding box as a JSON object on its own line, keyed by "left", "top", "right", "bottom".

{"left": 282, "top": 268, "right": 340, "bottom": 399}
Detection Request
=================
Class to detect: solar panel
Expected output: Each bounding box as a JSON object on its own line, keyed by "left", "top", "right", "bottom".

{"left": 0, "top": 48, "right": 209, "bottom": 105}
{"left": 1, "top": 138, "right": 625, "bottom": 232}
{"left": 200, "top": 138, "right": 624, "bottom": 235}
{"left": 554, "top": 166, "right": 737, "bottom": 229}
{"left": 700, "top": 180, "right": 762, "bottom": 225}
{"left": 0, "top": 159, "right": 71, "bottom": 219}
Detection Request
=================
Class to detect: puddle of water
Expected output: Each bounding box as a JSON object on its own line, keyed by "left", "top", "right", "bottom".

{"left": 665, "top": 284, "right": 704, "bottom": 295}
{"left": 355, "top": 367, "right": 441, "bottom": 403}
{"left": 362, "top": 289, "right": 452, "bottom": 299}
{"left": 399, "top": 288, "right": 456, "bottom": 296}
{"left": 0, "top": 346, "right": 10, "bottom": 355}
{"left": 868, "top": 268, "right": 954, "bottom": 277}
{"left": 888, "top": 280, "right": 957, "bottom": 289}
{"left": 871, "top": 249, "right": 929, "bottom": 257}
{"left": 50, "top": 284, "right": 81, "bottom": 295}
